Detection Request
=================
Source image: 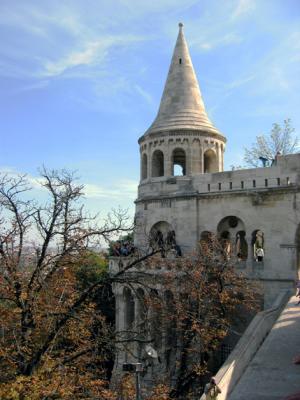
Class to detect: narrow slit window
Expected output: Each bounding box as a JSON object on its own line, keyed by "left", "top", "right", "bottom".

{"left": 218, "top": 183, "right": 222, "bottom": 190}
{"left": 179, "top": 58, "right": 182, "bottom": 64}
{"left": 229, "top": 182, "right": 232, "bottom": 190}
{"left": 277, "top": 177, "right": 281, "bottom": 186}
{"left": 208, "top": 183, "right": 210, "bottom": 192}
{"left": 241, "top": 181, "right": 244, "bottom": 189}
{"left": 265, "top": 179, "right": 268, "bottom": 187}
{"left": 287, "top": 177, "right": 290, "bottom": 185}
{"left": 253, "top": 180, "right": 256, "bottom": 188}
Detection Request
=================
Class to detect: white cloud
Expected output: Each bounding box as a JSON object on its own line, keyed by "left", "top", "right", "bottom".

{"left": 196, "top": 32, "right": 242, "bottom": 51}
{"left": 134, "top": 84, "right": 153, "bottom": 104}
{"left": 14, "top": 80, "right": 50, "bottom": 93}
{"left": 43, "top": 41, "right": 105, "bottom": 77}
{"left": 42, "top": 34, "right": 143, "bottom": 77}
{"left": 0, "top": 167, "right": 137, "bottom": 202}
{"left": 232, "top": 0, "right": 256, "bottom": 19}
{"left": 84, "top": 180, "right": 137, "bottom": 200}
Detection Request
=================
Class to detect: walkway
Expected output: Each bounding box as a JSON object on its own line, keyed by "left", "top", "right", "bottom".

{"left": 229, "top": 296, "right": 300, "bottom": 400}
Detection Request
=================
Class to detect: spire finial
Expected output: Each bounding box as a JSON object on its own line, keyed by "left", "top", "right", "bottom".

{"left": 179, "top": 22, "right": 184, "bottom": 29}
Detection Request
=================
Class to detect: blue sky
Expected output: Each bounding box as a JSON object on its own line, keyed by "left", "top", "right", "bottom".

{"left": 0, "top": 0, "right": 299, "bottom": 218}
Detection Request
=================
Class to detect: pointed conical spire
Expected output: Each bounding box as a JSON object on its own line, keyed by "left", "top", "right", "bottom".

{"left": 146, "top": 23, "right": 223, "bottom": 136}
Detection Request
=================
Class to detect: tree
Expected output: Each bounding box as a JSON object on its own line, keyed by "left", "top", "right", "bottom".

{"left": 244, "top": 119, "right": 299, "bottom": 167}
{"left": 0, "top": 168, "right": 259, "bottom": 399}
{"left": 0, "top": 168, "right": 163, "bottom": 399}
{"left": 116, "top": 235, "right": 260, "bottom": 399}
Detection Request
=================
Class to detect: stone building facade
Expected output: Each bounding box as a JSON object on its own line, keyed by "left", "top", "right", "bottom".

{"left": 110, "top": 23, "right": 300, "bottom": 386}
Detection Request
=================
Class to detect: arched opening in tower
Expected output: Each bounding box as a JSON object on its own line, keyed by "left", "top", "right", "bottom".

{"left": 204, "top": 149, "right": 217, "bottom": 173}
{"left": 172, "top": 148, "right": 186, "bottom": 176}
{"left": 152, "top": 150, "right": 164, "bottom": 177}
{"left": 217, "top": 216, "right": 248, "bottom": 260}
{"left": 251, "top": 230, "right": 265, "bottom": 262}
{"left": 142, "top": 153, "right": 148, "bottom": 180}
{"left": 123, "top": 287, "right": 135, "bottom": 332}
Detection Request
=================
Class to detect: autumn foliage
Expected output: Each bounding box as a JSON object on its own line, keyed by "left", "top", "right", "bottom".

{"left": 0, "top": 169, "right": 129, "bottom": 399}
{"left": 0, "top": 169, "right": 259, "bottom": 399}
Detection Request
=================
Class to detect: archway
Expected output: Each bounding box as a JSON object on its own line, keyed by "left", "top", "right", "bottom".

{"left": 217, "top": 216, "right": 247, "bottom": 259}
{"left": 251, "top": 230, "right": 265, "bottom": 261}
{"left": 172, "top": 148, "right": 186, "bottom": 176}
{"left": 123, "top": 287, "right": 135, "bottom": 331}
{"left": 204, "top": 149, "right": 217, "bottom": 173}
{"left": 150, "top": 221, "right": 173, "bottom": 248}
{"left": 236, "top": 230, "right": 248, "bottom": 260}
{"left": 152, "top": 150, "right": 164, "bottom": 177}
{"left": 141, "top": 153, "right": 147, "bottom": 180}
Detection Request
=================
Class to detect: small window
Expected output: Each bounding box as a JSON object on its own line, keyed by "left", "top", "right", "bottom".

{"left": 179, "top": 58, "right": 182, "bottom": 64}
{"left": 253, "top": 180, "right": 256, "bottom": 188}
{"left": 208, "top": 183, "right": 210, "bottom": 192}
{"left": 287, "top": 177, "right": 290, "bottom": 185}
{"left": 277, "top": 177, "right": 281, "bottom": 186}
{"left": 241, "top": 181, "right": 244, "bottom": 189}
{"left": 265, "top": 179, "right": 268, "bottom": 187}
{"left": 229, "top": 182, "right": 232, "bottom": 190}
{"left": 218, "top": 183, "right": 222, "bottom": 190}
{"left": 172, "top": 148, "right": 186, "bottom": 176}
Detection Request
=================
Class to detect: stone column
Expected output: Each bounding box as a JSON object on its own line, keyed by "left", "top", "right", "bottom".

{"left": 147, "top": 148, "right": 151, "bottom": 179}
{"left": 186, "top": 146, "right": 192, "bottom": 176}
{"left": 199, "top": 144, "right": 203, "bottom": 173}
{"left": 216, "top": 143, "right": 223, "bottom": 172}
{"left": 221, "top": 144, "right": 224, "bottom": 172}
{"left": 166, "top": 146, "right": 173, "bottom": 176}
{"left": 115, "top": 288, "right": 127, "bottom": 365}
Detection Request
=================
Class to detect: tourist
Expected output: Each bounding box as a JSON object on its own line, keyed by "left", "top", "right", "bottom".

{"left": 204, "top": 377, "right": 221, "bottom": 400}
{"left": 255, "top": 247, "right": 264, "bottom": 262}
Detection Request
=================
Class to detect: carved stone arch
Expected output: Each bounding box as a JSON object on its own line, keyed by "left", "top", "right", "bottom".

{"left": 204, "top": 148, "right": 218, "bottom": 173}
{"left": 172, "top": 147, "right": 186, "bottom": 176}
{"left": 152, "top": 149, "right": 164, "bottom": 177}
{"left": 251, "top": 230, "right": 265, "bottom": 260}
{"left": 217, "top": 216, "right": 247, "bottom": 259}
{"left": 150, "top": 221, "right": 173, "bottom": 246}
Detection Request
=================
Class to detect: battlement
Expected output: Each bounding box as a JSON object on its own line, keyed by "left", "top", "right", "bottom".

{"left": 137, "top": 153, "right": 300, "bottom": 200}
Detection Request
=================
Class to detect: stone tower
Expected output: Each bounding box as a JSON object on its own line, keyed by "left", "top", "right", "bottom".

{"left": 110, "top": 22, "right": 300, "bottom": 395}
{"left": 139, "top": 23, "right": 226, "bottom": 180}
{"left": 135, "top": 23, "right": 226, "bottom": 251}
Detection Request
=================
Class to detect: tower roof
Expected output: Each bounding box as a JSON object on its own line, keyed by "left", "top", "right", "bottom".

{"left": 145, "top": 23, "right": 224, "bottom": 137}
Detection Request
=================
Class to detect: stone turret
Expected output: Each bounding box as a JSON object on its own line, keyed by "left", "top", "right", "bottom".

{"left": 139, "top": 23, "right": 226, "bottom": 181}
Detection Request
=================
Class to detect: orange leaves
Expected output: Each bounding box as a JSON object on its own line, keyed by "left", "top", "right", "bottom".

{"left": 0, "top": 367, "right": 118, "bottom": 399}
{"left": 146, "top": 384, "right": 171, "bottom": 400}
